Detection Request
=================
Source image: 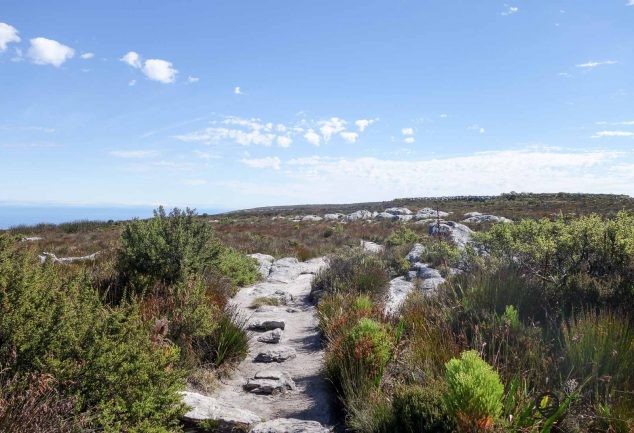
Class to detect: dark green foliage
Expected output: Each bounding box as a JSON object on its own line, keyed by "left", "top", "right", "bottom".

{"left": 193, "top": 305, "right": 250, "bottom": 368}
{"left": 386, "top": 227, "right": 419, "bottom": 247}
{"left": 118, "top": 207, "right": 224, "bottom": 289}
{"left": 392, "top": 383, "right": 456, "bottom": 433}
{"left": 312, "top": 248, "right": 390, "bottom": 299}
{"left": 0, "top": 234, "right": 186, "bottom": 432}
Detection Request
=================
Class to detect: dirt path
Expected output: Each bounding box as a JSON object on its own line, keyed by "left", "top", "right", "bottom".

{"left": 210, "top": 256, "right": 337, "bottom": 430}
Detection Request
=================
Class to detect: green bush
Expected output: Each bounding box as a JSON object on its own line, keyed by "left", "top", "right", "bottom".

{"left": 312, "top": 248, "right": 389, "bottom": 300}
{"left": 445, "top": 350, "right": 504, "bottom": 430}
{"left": 213, "top": 247, "right": 259, "bottom": 289}
{"left": 392, "top": 383, "right": 456, "bottom": 433}
{"left": 118, "top": 207, "right": 224, "bottom": 290}
{"left": 386, "top": 227, "right": 419, "bottom": 247}
{"left": 0, "top": 235, "right": 186, "bottom": 432}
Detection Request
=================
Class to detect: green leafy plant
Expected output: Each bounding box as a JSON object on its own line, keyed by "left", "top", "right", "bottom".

{"left": 392, "top": 383, "right": 456, "bottom": 433}
{"left": 445, "top": 350, "right": 504, "bottom": 431}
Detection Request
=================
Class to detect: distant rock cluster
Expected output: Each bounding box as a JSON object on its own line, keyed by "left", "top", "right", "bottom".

{"left": 270, "top": 207, "right": 512, "bottom": 226}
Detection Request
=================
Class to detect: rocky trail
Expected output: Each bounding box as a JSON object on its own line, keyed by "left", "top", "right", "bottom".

{"left": 183, "top": 255, "right": 337, "bottom": 433}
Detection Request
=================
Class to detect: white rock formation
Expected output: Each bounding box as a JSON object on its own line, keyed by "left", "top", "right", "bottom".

{"left": 250, "top": 418, "right": 332, "bottom": 433}
{"left": 38, "top": 251, "right": 99, "bottom": 264}
{"left": 360, "top": 240, "right": 385, "bottom": 254}
{"left": 415, "top": 207, "right": 449, "bottom": 220}
{"left": 250, "top": 253, "right": 275, "bottom": 279}
{"left": 302, "top": 215, "right": 323, "bottom": 222}
{"left": 346, "top": 210, "right": 373, "bottom": 221}
{"left": 428, "top": 221, "right": 473, "bottom": 249}
{"left": 323, "top": 213, "right": 345, "bottom": 220}
{"left": 384, "top": 207, "right": 413, "bottom": 215}
{"left": 181, "top": 391, "right": 261, "bottom": 429}
{"left": 462, "top": 214, "right": 512, "bottom": 224}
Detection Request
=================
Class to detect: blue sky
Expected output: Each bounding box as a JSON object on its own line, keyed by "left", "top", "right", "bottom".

{"left": 1, "top": 0, "right": 634, "bottom": 210}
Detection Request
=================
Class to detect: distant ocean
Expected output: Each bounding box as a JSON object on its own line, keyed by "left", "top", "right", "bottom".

{"left": 0, "top": 205, "right": 227, "bottom": 229}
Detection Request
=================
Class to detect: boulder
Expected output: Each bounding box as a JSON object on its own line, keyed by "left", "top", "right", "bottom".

{"left": 250, "top": 253, "right": 275, "bottom": 279}
{"left": 181, "top": 391, "right": 261, "bottom": 431}
{"left": 375, "top": 211, "right": 398, "bottom": 221}
{"left": 346, "top": 210, "right": 373, "bottom": 221}
{"left": 384, "top": 277, "right": 414, "bottom": 316}
{"left": 250, "top": 418, "right": 331, "bottom": 433}
{"left": 397, "top": 214, "right": 413, "bottom": 222}
{"left": 254, "top": 346, "right": 297, "bottom": 363}
{"left": 428, "top": 221, "right": 473, "bottom": 249}
{"left": 243, "top": 370, "right": 296, "bottom": 394}
{"left": 300, "top": 257, "right": 327, "bottom": 275}
{"left": 249, "top": 319, "right": 286, "bottom": 331}
{"left": 324, "top": 213, "right": 345, "bottom": 220}
{"left": 406, "top": 243, "right": 427, "bottom": 263}
{"left": 463, "top": 211, "right": 482, "bottom": 218}
{"left": 384, "top": 207, "right": 413, "bottom": 215}
{"left": 415, "top": 207, "right": 449, "bottom": 220}
{"left": 420, "top": 277, "right": 446, "bottom": 291}
{"left": 257, "top": 328, "right": 283, "bottom": 344}
{"left": 268, "top": 257, "right": 302, "bottom": 283}
{"left": 302, "top": 215, "right": 323, "bottom": 222}
{"left": 462, "top": 214, "right": 512, "bottom": 224}
{"left": 360, "top": 240, "right": 385, "bottom": 254}
{"left": 409, "top": 262, "right": 442, "bottom": 280}
{"left": 21, "top": 236, "right": 43, "bottom": 242}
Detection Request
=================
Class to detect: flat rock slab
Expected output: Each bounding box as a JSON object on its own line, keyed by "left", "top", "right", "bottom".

{"left": 254, "top": 346, "right": 297, "bottom": 363}
{"left": 244, "top": 370, "right": 296, "bottom": 394}
{"left": 250, "top": 418, "right": 331, "bottom": 433}
{"left": 384, "top": 277, "right": 414, "bottom": 316}
{"left": 406, "top": 243, "right": 427, "bottom": 263}
{"left": 360, "top": 240, "right": 385, "bottom": 254}
{"left": 268, "top": 258, "right": 302, "bottom": 283}
{"left": 181, "top": 391, "right": 261, "bottom": 430}
{"left": 250, "top": 253, "right": 275, "bottom": 279}
{"left": 249, "top": 319, "right": 286, "bottom": 331}
{"left": 257, "top": 328, "right": 283, "bottom": 344}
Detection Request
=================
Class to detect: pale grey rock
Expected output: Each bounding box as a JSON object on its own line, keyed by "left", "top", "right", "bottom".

{"left": 181, "top": 391, "right": 261, "bottom": 430}
{"left": 376, "top": 211, "right": 398, "bottom": 221}
{"left": 250, "top": 253, "right": 275, "bottom": 279}
{"left": 324, "top": 213, "right": 345, "bottom": 220}
{"left": 21, "top": 236, "right": 43, "bottom": 242}
{"left": 250, "top": 418, "right": 331, "bottom": 433}
{"left": 385, "top": 207, "right": 413, "bottom": 215}
{"left": 268, "top": 257, "right": 302, "bottom": 283}
{"left": 428, "top": 221, "right": 473, "bottom": 249}
{"left": 286, "top": 307, "right": 300, "bottom": 313}
{"left": 385, "top": 277, "right": 414, "bottom": 315}
{"left": 464, "top": 211, "right": 483, "bottom": 218}
{"left": 410, "top": 262, "right": 442, "bottom": 280}
{"left": 302, "top": 215, "right": 323, "bottom": 222}
{"left": 462, "top": 214, "right": 512, "bottom": 224}
{"left": 397, "top": 214, "right": 413, "bottom": 222}
{"left": 254, "top": 346, "right": 297, "bottom": 363}
{"left": 420, "top": 277, "right": 446, "bottom": 290}
{"left": 244, "top": 370, "right": 296, "bottom": 394}
{"left": 256, "top": 305, "right": 280, "bottom": 313}
{"left": 415, "top": 207, "right": 449, "bottom": 220}
{"left": 257, "top": 328, "right": 283, "bottom": 344}
{"left": 346, "top": 210, "right": 373, "bottom": 221}
{"left": 360, "top": 240, "right": 385, "bottom": 254}
{"left": 406, "top": 243, "right": 427, "bottom": 263}
{"left": 300, "top": 257, "right": 327, "bottom": 275}
{"left": 38, "top": 251, "right": 99, "bottom": 264}
{"left": 249, "top": 319, "right": 286, "bottom": 331}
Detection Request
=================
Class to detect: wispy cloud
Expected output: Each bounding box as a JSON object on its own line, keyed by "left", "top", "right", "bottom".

{"left": 187, "top": 76, "right": 200, "bottom": 83}
{"left": 109, "top": 150, "right": 159, "bottom": 158}
{"left": 401, "top": 127, "right": 414, "bottom": 135}
{"left": 234, "top": 86, "right": 243, "bottom": 95}
{"left": 501, "top": 5, "right": 519, "bottom": 16}
{"left": 80, "top": 52, "right": 94, "bottom": 59}
{"left": 576, "top": 60, "right": 618, "bottom": 69}
{"left": 355, "top": 118, "right": 377, "bottom": 132}
{"left": 240, "top": 156, "right": 281, "bottom": 170}
{"left": 592, "top": 131, "right": 634, "bottom": 138}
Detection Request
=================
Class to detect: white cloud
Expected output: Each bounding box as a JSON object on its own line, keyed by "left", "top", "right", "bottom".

{"left": 592, "top": 131, "right": 634, "bottom": 138}
{"left": 121, "top": 51, "right": 142, "bottom": 68}
{"left": 304, "top": 130, "right": 321, "bottom": 146}
{"left": 628, "top": 0, "right": 634, "bottom": 6}
{"left": 501, "top": 5, "right": 519, "bottom": 16}
{"left": 468, "top": 124, "right": 486, "bottom": 134}
{"left": 440, "top": 114, "right": 448, "bottom": 118}
{"left": 576, "top": 60, "right": 618, "bottom": 69}
{"left": 188, "top": 76, "right": 200, "bottom": 83}
{"left": 80, "top": 52, "right": 94, "bottom": 59}
{"left": 121, "top": 51, "right": 178, "bottom": 83}
{"left": 128, "top": 79, "right": 137, "bottom": 86}
{"left": 143, "top": 59, "right": 177, "bottom": 83}
{"left": 401, "top": 127, "right": 414, "bottom": 135}
{"left": 27, "top": 37, "right": 75, "bottom": 67}
{"left": 109, "top": 150, "right": 158, "bottom": 158}
{"left": 403, "top": 137, "right": 416, "bottom": 144}
{"left": 355, "top": 118, "right": 376, "bottom": 132}
{"left": 240, "top": 156, "right": 281, "bottom": 170}
{"left": 318, "top": 117, "right": 347, "bottom": 142}
{"left": 0, "top": 23, "right": 20, "bottom": 51}
{"left": 234, "top": 86, "right": 243, "bottom": 95}
{"left": 277, "top": 136, "right": 293, "bottom": 148}
{"left": 340, "top": 131, "right": 359, "bottom": 143}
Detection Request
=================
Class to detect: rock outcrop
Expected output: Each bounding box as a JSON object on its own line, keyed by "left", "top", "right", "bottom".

{"left": 250, "top": 418, "right": 332, "bottom": 433}
{"left": 250, "top": 253, "right": 275, "bottom": 279}
{"left": 346, "top": 210, "right": 373, "bottom": 221}
{"left": 428, "top": 221, "right": 473, "bottom": 249}
{"left": 462, "top": 213, "right": 512, "bottom": 224}
{"left": 181, "top": 391, "right": 261, "bottom": 430}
